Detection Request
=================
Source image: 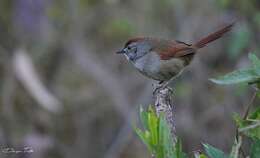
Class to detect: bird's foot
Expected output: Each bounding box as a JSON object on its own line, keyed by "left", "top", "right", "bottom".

{"left": 153, "top": 82, "right": 173, "bottom": 95}
{"left": 152, "top": 83, "right": 159, "bottom": 95}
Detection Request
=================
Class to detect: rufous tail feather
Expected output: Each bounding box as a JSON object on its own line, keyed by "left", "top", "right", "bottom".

{"left": 193, "top": 22, "right": 235, "bottom": 49}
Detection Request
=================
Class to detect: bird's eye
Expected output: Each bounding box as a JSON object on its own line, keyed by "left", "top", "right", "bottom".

{"left": 127, "top": 46, "right": 131, "bottom": 50}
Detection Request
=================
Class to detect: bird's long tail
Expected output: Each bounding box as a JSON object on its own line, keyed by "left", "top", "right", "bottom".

{"left": 193, "top": 22, "right": 235, "bottom": 49}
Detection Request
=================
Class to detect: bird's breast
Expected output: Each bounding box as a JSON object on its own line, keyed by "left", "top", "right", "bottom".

{"left": 132, "top": 52, "right": 161, "bottom": 79}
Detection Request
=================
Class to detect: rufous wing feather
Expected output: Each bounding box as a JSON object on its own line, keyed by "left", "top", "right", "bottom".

{"left": 155, "top": 40, "right": 195, "bottom": 60}
{"left": 159, "top": 46, "right": 195, "bottom": 60}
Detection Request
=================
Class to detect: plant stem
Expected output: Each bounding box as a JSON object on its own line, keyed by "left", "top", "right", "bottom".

{"left": 239, "top": 121, "right": 260, "bottom": 132}
{"left": 243, "top": 91, "right": 257, "bottom": 120}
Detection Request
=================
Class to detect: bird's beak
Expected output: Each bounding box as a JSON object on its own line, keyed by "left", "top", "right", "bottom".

{"left": 116, "top": 49, "right": 126, "bottom": 54}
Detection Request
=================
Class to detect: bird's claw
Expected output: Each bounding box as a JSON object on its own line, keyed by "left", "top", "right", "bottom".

{"left": 153, "top": 83, "right": 173, "bottom": 95}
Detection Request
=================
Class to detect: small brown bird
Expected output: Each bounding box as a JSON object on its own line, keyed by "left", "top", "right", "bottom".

{"left": 117, "top": 23, "right": 234, "bottom": 86}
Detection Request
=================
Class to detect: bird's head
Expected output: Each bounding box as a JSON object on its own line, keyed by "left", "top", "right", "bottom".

{"left": 116, "top": 37, "right": 152, "bottom": 62}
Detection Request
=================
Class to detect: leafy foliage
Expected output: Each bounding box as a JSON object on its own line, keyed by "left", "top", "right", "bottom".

{"left": 250, "top": 139, "right": 260, "bottom": 158}
{"left": 210, "top": 53, "right": 260, "bottom": 85}
{"left": 210, "top": 52, "right": 260, "bottom": 158}
{"left": 135, "top": 105, "right": 260, "bottom": 158}
{"left": 233, "top": 108, "right": 260, "bottom": 140}
{"left": 135, "top": 106, "right": 187, "bottom": 158}
{"left": 203, "top": 144, "right": 227, "bottom": 158}
{"left": 194, "top": 153, "right": 208, "bottom": 158}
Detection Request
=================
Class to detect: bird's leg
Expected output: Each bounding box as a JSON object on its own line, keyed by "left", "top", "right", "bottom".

{"left": 161, "top": 75, "right": 179, "bottom": 89}
{"left": 161, "top": 80, "right": 173, "bottom": 93}
{"left": 153, "top": 77, "right": 177, "bottom": 95}
{"left": 158, "top": 81, "right": 164, "bottom": 84}
{"left": 161, "top": 79, "right": 172, "bottom": 89}
{"left": 153, "top": 74, "right": 180, "bottom": 95}
{"left": 153, "top": 81, "right": 164, "bottom": 95}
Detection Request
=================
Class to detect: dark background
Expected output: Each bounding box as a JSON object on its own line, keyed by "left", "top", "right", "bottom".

{"left": 0, "top": 0, "right": 259, "bottom": 158}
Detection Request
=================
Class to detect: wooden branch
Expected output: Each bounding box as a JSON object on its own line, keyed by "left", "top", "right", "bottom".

{"left": 13, "top": 49, "right": 61, "bottom": 113}
{"left": 154, "top": 87, "right": 177, "bottom": 143}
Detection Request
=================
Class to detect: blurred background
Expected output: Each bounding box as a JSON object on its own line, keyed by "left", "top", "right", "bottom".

{"left": 0, "top": 0, "right": 259, "bottom": 158}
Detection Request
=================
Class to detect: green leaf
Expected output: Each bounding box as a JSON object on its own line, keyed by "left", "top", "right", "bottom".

{"left": 257, "top": 90, "right": 260, "bottom": 99}
{"left": 203, "top": 144, "right": 227, "bottom": 158}
{"left": 157, "top": 117, "right": 165, "bottom": 158}
{"left": 198, "top": 154, "right": 208, "bottom": 158}
{"left": 194, "top": 152, "right": 208, "bottom": 158}
{"left": 159, "top": 116, "right": 173, "bottom": 158}
{"left": 249, "top": 53, "right": 260, "bottom": 68}
{"left": 244, "top": 108, "right": 260, "bottom": 139}
{"left": 175, "top": 139, "right": 182, "bottom": 158}
{"left": 135, "top": 128, "right": 153, "bottom": 153}
{"left": 249, "top": 53, "right": 260, "bottom": 75}
{"left": 139, "top": 106, "right": 149, "bottom": 130}
{"left": 174, "top": 138, "right": 188, "bottom": 158}
{"left": 135, "top": 105, "right": 188, "bottom": 158}
{"left": 249, "top": 108, "right": 260, "bottom": 120}
{"left": 241, "top": 122, "right": 260, "bottom": 139}
{"left": 147, "top": 107, "right": 159, "bottom": 146}
{"left": 257, "top": 83, "right": 260, "bottom": 90}
{"left": 211, "top": 53, "right": 260, "bottom": 85}
{"left": 232, "top": 113, "right": 244, "bottom": 128}
{"left": 210, "top": 68, "right": 260, "bottom": 85}
{"left": 235, "top": 108, "right": 260, "bottom": 139}
{"left": 250, "top": 138, "right": 260, "bottom": 158}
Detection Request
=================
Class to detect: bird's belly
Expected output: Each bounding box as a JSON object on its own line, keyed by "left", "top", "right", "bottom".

{"left": 133, "top": 52, "right": 187, "bottom": 81}
{"left": 157, "top": 58, "right": 186, "bottom": 81}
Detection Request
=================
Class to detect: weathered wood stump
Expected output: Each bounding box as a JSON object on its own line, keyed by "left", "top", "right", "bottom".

{"left": 154, "top": 86, "right": 176, "bottom": 144}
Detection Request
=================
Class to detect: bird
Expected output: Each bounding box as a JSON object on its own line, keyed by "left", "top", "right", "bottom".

{"left": 116, "top": 23, "right": 234, "bottom": 88}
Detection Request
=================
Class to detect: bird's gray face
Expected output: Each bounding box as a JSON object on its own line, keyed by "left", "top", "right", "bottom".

{"left": 116, "top": 41, "right": 151, "bottom": 62}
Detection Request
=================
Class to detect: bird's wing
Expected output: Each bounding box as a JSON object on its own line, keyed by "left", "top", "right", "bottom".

{"left": 153, "top": 40, "right": 195, "bottom": 60}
